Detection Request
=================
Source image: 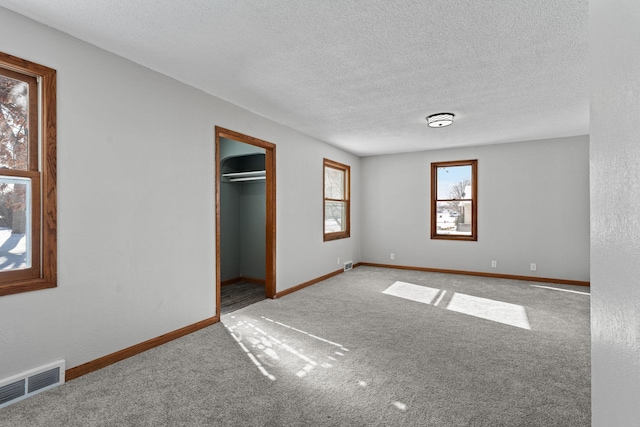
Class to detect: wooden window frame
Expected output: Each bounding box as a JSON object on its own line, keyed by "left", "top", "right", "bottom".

{"left": 323, "top": 158, "right": 350, "bottom": 241}
{"left": 0, "top": 52, "right": 57, "bottom": 297}
{"left": 431, "top": 159, "right": 477, "bottom": 241}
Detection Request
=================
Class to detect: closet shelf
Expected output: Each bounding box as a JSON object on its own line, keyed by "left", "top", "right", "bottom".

{"left": 222, "top": 170, "right": 265, "bottom": 177}
{"left": 222, "top": 170, "right": 266, "bottom": 182}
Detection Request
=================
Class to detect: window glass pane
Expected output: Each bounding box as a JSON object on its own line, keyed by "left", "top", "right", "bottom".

{"left": 436, "top": 165, "right": 472, "bottom": 200}
{"left": 0, "top": 176, "right": 31, "bottom": 270}
{"left": 325, "top": 167, "right": 344, "bottom": 199}
{"left": 0, "top": 75, "right": 29, "bottom": 170}
{"left": 325, "top": 201, "right": 346, "bottom": 233}
{"left": 435, "top": 201, "right": 472, "bottom": 236}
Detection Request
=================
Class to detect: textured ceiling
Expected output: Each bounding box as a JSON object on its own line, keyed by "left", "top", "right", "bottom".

{"left": 0, "top": 1, "right": 589, "bottom": 156}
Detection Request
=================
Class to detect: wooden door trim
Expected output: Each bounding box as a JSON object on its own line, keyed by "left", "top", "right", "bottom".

{"left": 215, "top": 127, "right": 276, "bottom": 318}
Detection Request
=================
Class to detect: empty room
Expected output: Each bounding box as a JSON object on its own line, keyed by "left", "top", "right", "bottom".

{"left": 0, "top": 1, "right": 638, "bottom": 426}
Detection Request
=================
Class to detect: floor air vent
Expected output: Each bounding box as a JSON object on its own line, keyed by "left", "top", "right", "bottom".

{"left": 0, "top": 360, "right": 65, "bottom": 409}
{"left": 344, "top": 261, "right": 353, "bottom": 271}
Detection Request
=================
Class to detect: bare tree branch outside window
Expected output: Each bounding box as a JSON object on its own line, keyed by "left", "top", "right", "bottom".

{"left": 324, "top": 167, "right": 344, "bottom": 231}
{"left": 0, "top": 51, "right": 58, "bottom": 296}
{"left": 0, "top": 74, "right": 29, "bottom": 234}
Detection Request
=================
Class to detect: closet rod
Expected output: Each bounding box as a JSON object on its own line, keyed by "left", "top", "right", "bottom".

{"left": 229, "top": 176, "right": 266, "bottom": 182}
{"left": 222, "top": 170, "right": 265, "bottom": 178}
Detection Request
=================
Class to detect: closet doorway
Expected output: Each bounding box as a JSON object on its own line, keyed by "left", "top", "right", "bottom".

{"left": 215, "top": 127, "right": 275, "bottom": 317}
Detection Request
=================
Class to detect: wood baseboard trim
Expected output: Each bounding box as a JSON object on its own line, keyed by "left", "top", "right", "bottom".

{"left": 70, "top": 260, "right": 581, "bottom": 382}
{"left": 221, "top": 277, "right": 266, "bottom": 286}
{"left": 359, "top": 263, "right": 590, "bottom": 287}
{"left": 241, "top": 276, "right": 266, "bottom": 285}
{"left": 272, "top": 262, "right": 364, "bottom": 299}
{"left": 65, "top": 315, "right": 219, "bottom": 381}
{"left": 221, "top": 277, "right": 241, "bottom": 286}
{"left": 275, "top": 268, "right": 344, "bottom": 299}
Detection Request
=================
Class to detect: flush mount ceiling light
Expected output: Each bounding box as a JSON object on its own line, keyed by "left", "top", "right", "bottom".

{"left": 426, "top": 113, "right": 455, "bottom": 128}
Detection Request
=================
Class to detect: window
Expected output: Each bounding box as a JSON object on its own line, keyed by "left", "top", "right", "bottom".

{"left": 431, "top": 160, "right": 477, "bottom": 241}
{"left": 0, "top": 52, "right": 57, "bottom": 296}
{"left": 324, "top": 158, "right": 350, "bottom": 241}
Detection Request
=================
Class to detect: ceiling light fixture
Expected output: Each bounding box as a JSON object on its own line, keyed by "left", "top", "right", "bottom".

{"left": 426, "top": 113, "right": 454, "bottom": 128}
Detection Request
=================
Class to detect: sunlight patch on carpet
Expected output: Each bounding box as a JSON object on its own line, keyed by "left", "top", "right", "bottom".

{"left": 262, "top": 316, "right": 349, "bottom": 351}
{"left": 382, "top": 281, "right": 441, "bottom": 305}
{"left": 446, "top": 293, "right": 531, "bottom": 330}
{"left": 223, "top": 315, "right": 349, "bottom": 381}
{"left": 530, "top": 284, "right": 590, "bottom": 295}
{"left": 434, "top": 290, "right": 447, "bottom": 306}
{"left": 393, "top": 401, "right": 408, "bottom": 411}
{"left": 225, "top": 322, "right": 276, "bottom": 381}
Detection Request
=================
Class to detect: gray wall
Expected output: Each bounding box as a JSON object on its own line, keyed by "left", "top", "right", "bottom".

{"left": 361, "top": 135, "right": 590, "bottom": 282}
{"left": 220, "top": 182, "right": 241, "bottom": 281}
{"left": 590, "top": 0, "right": 640, "bottom": 424}
{"left": 220, "top": 137, "right": 265, "bottom": 160}
{"left": 0, "top": 7, "right": 361, "bottom": 379}
{"left": 220, "top": 180, "right": 266, "bottom": 281}
{"left": 240, "top": 182, "right": 266, "bottom": 279}
{"left": 220, "top": 139, "right": 266, "bottom": 282}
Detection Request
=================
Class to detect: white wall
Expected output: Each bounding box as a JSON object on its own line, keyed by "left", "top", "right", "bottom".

{"left": 361, "top": 136, "right": 590, "bottom": 282}
{"left": 590, "top": 0, "right": 640, "bottom": 424}
{"left": 0, "top": 8, "right": 360, "bottom": 379}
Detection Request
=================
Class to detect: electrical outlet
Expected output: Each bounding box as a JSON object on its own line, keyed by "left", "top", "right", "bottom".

{"left": 390, "top": 253, "right": 395, "bottom": 260}
{"left": 491, "top": 260, "right": 497, "bottom": 268}
{"left": 337, "top": 257, "right": 341, "bottom": 265}
{"left": 530, "top": 263, "right": 537, "bottom": 271}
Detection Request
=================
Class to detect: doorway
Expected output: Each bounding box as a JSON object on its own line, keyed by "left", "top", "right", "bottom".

{"left": 215, "top": 127, "right": 275, "bottom": 317}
